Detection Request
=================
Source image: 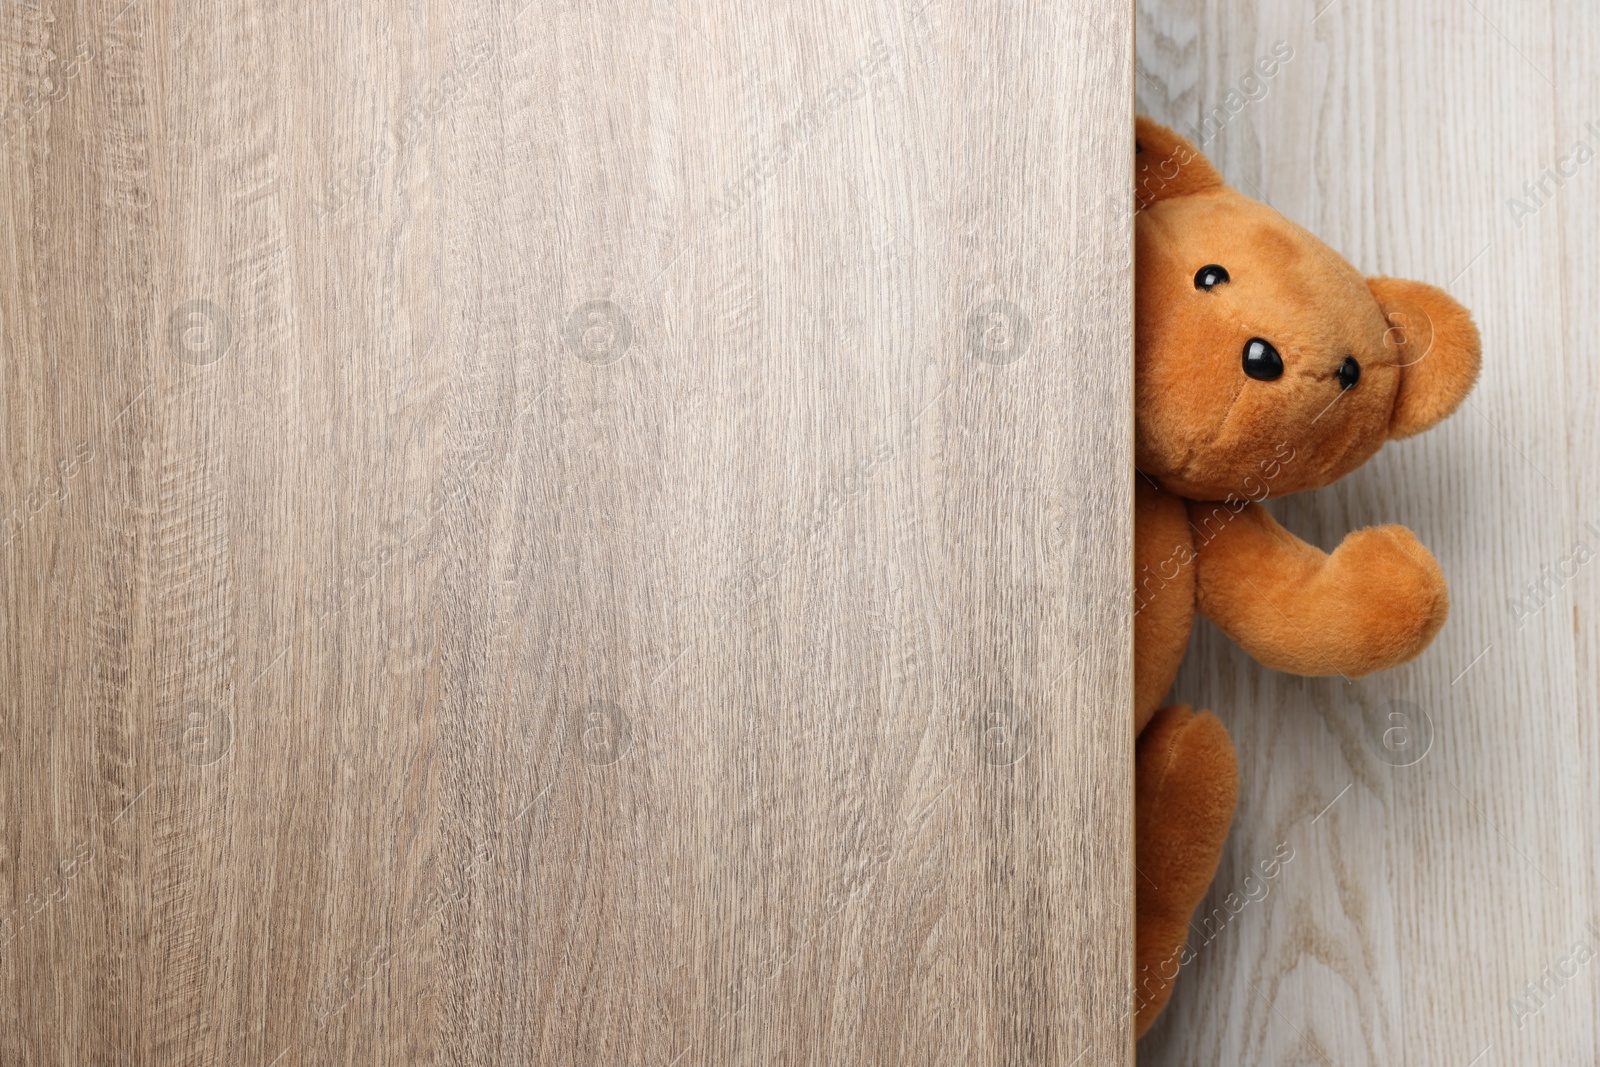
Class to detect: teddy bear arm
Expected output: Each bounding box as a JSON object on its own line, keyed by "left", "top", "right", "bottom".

{"left": 1189, "top": 500, "right": 1450, "bottom": 677}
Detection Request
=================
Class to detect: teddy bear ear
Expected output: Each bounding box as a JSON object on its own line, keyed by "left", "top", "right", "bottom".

{"left": 1366, "top": 276, "right": 1483, "bottom": 439}
{"left": 1135, "top": 116, "right": 1224, "bottom": 210}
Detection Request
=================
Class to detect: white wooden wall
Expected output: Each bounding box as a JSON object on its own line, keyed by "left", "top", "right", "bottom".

{"left": 1137, "top": 2, "right": 1600, "bottom": 1063}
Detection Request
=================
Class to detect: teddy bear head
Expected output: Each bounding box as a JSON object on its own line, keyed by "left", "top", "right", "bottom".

{"left": 1133, "top": 116, "right": 1481, "bottom": 501}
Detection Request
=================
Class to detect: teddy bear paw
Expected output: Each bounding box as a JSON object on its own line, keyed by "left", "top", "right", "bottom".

{"left": 1322, "top": 524, "right": 1450, "bottom": 674}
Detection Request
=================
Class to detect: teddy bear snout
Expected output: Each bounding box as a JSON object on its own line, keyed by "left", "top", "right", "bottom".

{"left": 1242, "top": 337, "right": 1284, "bottom": 381}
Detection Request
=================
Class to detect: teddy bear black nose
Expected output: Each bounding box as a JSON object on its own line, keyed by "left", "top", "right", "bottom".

{"left": 1337, "top": 356, "right": 1361, "bottom": 389}
{"left": 1242, "top": 338, "right": 1283, "bottom": 381}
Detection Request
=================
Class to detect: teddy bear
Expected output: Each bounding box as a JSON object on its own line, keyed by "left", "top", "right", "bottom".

{"left": 1129, "top": 116, "right": 1482, "bottom": 1035}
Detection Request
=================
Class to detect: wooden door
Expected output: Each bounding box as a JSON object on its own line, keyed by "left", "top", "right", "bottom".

{"left": 0, "top": 1, "right": 1134, "bottom": 1063}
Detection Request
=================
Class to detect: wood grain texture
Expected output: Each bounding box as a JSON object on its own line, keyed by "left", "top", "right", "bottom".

{"left": 1137, "top": 1, "right": 1598, "bottom": 1064}
{"left": 0, "top": 0, "right": 1134, "bottom": 1063}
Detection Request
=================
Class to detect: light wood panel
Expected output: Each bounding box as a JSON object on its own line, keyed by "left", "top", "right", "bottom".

{"left": 1137, "top": 1, "right": 1597, "bottom": 1063}
{"left": 0, "top": 0, "right": 1135, "bottom": 1063}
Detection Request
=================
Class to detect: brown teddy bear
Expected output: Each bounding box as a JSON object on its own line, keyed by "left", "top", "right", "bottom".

{"left": 1130, "top": 116, "right": 1482, "bottom": 1035}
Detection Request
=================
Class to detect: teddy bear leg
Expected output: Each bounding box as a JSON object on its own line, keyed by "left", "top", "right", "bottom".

{"left": 1133, "top": 704, "right": 1238, "bottom": 1037}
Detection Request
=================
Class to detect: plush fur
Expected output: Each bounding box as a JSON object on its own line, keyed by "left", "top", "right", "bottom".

{"left": 1131, "top": 117, "right": 1481, "bottom": 1035}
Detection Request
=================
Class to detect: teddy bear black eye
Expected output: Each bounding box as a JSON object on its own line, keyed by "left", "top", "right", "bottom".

{"left": 1242, "top": 338, "right": 1283, "bottom": 381}
{"left": 1195, "top": 265, "right": 1229, "bottom": 290}
{"left": 1337, "top": 356, "right": 1361, "bottom": 390}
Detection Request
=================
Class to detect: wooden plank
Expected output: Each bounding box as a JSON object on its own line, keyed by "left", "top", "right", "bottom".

{"left": 0, "top": 0, "right": 1134, "bottom": 1062}
{"left": 1137, "top": 1, "right": 1593, "bottom": 1063}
